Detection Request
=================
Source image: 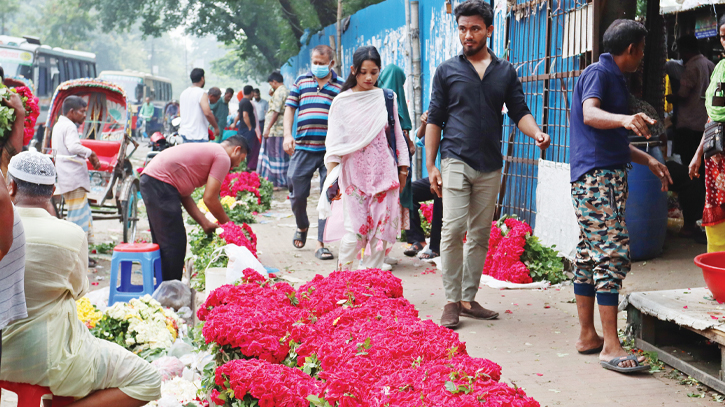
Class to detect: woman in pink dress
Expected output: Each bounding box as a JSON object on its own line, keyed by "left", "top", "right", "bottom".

{"left": 321, "top": 46, "right": 410, "bottom": 270}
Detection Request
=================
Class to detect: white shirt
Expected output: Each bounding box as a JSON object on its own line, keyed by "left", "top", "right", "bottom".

{"left": 254, "top": 98, "right": 268, "bottom": 121}
{"left": 52, "top": 115, "right": 93, "bottom": 195}
{"left": 0, "top": 205, "right": 26, "bottom": 331}
{"left": 179, "top": 86, "right": 209, "bottom": 141}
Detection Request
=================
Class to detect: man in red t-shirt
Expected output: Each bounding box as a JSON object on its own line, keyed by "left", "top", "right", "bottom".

{"left": 140, "top": 136, "right": 248, "bottom": 281}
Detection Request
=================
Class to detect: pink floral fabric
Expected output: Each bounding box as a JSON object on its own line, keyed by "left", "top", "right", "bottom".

{"left": 324, "top": 99, "right": 410, "bottom": 251}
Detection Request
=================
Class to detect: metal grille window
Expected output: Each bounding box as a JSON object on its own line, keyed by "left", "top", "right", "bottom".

{"left": 496, "top": 0, "right": 598, "bottom": 227}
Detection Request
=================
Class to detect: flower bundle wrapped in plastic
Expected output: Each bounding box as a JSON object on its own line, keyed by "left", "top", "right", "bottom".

{"left": 211, "top": 359, "right": 321, "bottom": 407}
{"left": 218, "top": 221, "right": 257, "bottom": 256}
{"left": 91, "top": 295, "right": 183, "bottom": 360}
{"left": 296, "top": 269, "right": 404, "bottom": 316}
{"left": 76, "top": 297, "right": 103, "bottom": 329}
{"left": 483, "top": 215, "right": 567, "bottom": 284}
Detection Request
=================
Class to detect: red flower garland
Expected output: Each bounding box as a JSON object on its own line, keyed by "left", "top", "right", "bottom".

{"left": 212, "top": 359, "right": 320, "bottom": 407}
{"left": 14, "top": 86, "right": 40, "bottom": 146}
{"left": 483, "top": 218, "right": 534, "bottom": 284}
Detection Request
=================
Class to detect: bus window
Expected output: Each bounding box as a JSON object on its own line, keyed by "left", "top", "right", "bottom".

{"left": 58, "top": 58, "right": 68, "bottom": 82}
{"left": 90, "top": 64, "right": 96, "bottom": 78}
{"left": 72, "top": 61, "right": 81, "bottom": 79}
{"left": 35, "top": 65, "right": 49, "bottom": 96}
{"left": 82, "top": 63, "right": 90, "bottom": 77}
{"left": 135, "top": 84, "right": 144, "bottom": 102}
{"left": 50, "top": 58, "right": 60, "bottom": 94}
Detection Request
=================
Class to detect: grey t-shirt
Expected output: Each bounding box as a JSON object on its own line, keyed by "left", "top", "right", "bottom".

{"left": 0, "top": 206, "right": 27, "bottom": 330}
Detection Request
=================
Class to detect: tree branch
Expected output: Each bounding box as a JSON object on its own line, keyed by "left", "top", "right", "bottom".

{"left": 278, "top": 0, "right": 305, "bottom": 42}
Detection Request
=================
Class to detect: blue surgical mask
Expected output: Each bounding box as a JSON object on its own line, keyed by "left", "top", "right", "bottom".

{"left": 311, "top": 63, "right": 330, "bottom": 78}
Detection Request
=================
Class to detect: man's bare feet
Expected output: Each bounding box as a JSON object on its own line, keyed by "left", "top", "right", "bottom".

{"left": 576, "top": 333, "right": 604, "bottom": 353}
{"left": 599, "top": 344, "right": 646, "bottom": 368}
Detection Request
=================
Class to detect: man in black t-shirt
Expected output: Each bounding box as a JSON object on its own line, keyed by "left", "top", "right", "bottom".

{"left": 235, "top": 85, "right": 259, "bottom": 170}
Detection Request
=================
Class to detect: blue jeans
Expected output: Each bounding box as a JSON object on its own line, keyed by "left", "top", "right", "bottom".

{"left": 180, "top": 135, "right": 208, "bottom": 143}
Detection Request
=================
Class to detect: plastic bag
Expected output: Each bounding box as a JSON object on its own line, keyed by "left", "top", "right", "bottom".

{"left": 211, "top": 244, "right": 267, "bottom": 284}
{"left": 151, "top": 356, "right": 186, "bottom": 382}
{"left": 85, "top": 286, "right": 110, "bottom": 311}
{"left": 168, "top": 340, "right": 195, "bottom": 359}
{"left": 152, "top": 281, "right": 192, "bottom": 311}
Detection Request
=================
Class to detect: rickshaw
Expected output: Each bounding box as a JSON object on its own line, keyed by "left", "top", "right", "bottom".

{"left": 42, "top": 79, "right": 140, "bottom": 243}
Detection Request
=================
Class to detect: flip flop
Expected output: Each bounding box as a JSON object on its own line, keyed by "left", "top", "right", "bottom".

{"left": 417, "top": 247, "right": 440, "bottom": 260}
{"left": 578, "top": 344, "right": 603, "bottom": 355}
{"left": 315, "top": 247, "right": 334, "bottom": 260}
{"left": 403, "top": 242, "right": 425, "bottom": 257}
{"left": 293, "top": 229, "right": 308, "bottom": 249}
{"left": 600, "top": 355, "right": 650, "bottom": 373}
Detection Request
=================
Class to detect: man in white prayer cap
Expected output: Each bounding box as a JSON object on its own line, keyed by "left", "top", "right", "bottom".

{"left": 2, "top": 151, "right": 162, "bottom": 405}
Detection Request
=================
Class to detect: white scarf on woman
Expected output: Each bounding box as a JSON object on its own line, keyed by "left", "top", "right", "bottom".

{"left": 318, "top": 88, "right": 388, "bottom": 219}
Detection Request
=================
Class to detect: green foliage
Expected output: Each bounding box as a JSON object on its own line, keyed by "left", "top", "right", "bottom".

{"left": 91, "top": 314, "right": 130, "bottom": 348}
{"left": 0, "top": 87, "right": 17, "bottom": 141}
{"left": 91, "top": 241, "right": 116, "bottom": 254}
{"left": 188, "top": 227, "right": 228, "bottom": 292}
{"left": 521, "top": 235, "right": 567, "bottom": 285}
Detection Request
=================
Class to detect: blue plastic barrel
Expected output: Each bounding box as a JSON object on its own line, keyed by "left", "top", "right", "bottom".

{"left": 625, "top": 144, "right": 668, "bottom": 261}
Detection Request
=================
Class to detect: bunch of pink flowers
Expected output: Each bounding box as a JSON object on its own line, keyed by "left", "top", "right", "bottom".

{"left": 483, "top": 217, "right": 534, "bottom": 284}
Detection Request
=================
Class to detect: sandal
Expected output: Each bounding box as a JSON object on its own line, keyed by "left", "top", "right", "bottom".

{"left": 403, "top": 242, "right": 425, "bottom": 257}
{"left": 417, "top": 247, "right": 439, "bottom": 260}
{"left": 293, "top": 229, "right": 308, "bottom": 249}
{"left": 315, "top": 247, "right": 334, "bottom": 260}
{"left": 578, "top": 344, "right": 603, "bottom": 355}
{"left": 600, "top": 355, "right": 649, "bottom": 373}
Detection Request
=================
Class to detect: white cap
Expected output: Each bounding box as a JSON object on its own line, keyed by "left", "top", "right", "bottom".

{"left": 8, "top": 151, "right": 56, "bottom": 186}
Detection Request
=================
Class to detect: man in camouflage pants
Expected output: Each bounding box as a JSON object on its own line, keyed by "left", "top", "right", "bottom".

{"left": 569, "top": 19, "right": 671, "bottom": 373}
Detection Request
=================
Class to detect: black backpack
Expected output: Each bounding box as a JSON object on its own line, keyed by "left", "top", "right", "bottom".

{"left": 383, "top": 88, "right": 398, "bottom": 164}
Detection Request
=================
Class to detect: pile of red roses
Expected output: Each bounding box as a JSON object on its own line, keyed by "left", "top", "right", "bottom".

{"left": 212, "top": 359, "right": 320, "bottom": 407}
{"left": 483, "top": 217, "right": 534, "bottom": 284}
{"left": 221, "top": 172, "right": 262, "bottom": 203}
{"left": 199, "top": 269, "right": 539, "bottom": 407}
{"left": 218, "top": 221, "right": 257, "bottom": 257}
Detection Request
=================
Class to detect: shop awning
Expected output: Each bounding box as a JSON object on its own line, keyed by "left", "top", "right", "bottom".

{"left": 661, "top": 0, "right": 725, "bottom": 14}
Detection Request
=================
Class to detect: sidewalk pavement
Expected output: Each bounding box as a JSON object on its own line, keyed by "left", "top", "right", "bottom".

{"left": 257, "top": 189, "right": 721, "bottom": 407}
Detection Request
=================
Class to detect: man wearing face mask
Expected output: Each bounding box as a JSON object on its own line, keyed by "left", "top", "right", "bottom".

{"left": 284, "top": 45, "right": 344, "bottom": 261}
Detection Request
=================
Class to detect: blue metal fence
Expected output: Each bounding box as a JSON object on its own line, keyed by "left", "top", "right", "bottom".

{"left": 280, "top": 0, "right": 597, "bottom": 227}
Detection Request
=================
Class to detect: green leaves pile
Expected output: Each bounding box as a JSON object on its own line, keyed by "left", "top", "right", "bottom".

{"left": 0, "top": 87, "right": 16, "bottom": 140}
{"left": 521, "top": 235, "right": 567, "bottom": 285}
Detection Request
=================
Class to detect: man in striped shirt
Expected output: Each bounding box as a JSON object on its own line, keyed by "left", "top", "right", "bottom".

{"left": 283, "top": 45, "right": 343, "bottom": 260}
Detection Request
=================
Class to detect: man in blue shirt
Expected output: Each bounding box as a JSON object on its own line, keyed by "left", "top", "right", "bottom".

{"left": 570, "top": 19, "right": 671, "bottom": 373}
{"left": 426, "top": 0, "right": 550, "bottom": 329}
{"left": 283, "top": 45, "right": 344, "bottom": 261}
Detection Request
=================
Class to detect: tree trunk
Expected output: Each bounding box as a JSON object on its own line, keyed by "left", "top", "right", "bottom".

{"left": 310, "top": 0, "right": 337, "bottom": 27}
{"left": 277, "top": 0, "right": 305, "bottom": 42}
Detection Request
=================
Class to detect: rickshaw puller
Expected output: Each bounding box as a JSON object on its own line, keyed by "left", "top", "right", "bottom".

{"left": 51, "top": 95, "right": 101, "bottom": 268}
{"left": 140, "top": 136, "right": 248, "bottom": 282}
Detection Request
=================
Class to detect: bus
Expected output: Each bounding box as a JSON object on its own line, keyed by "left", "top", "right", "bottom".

{"left": 98, "top": 70, "right": 172, "bottom": 137}
{"left": 0, "top": 35, "right": 97, "bottom": 141}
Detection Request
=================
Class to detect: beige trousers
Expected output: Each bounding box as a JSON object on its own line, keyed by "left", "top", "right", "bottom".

{"left": 440, "top": 157, "right": 501, "bottom": 303}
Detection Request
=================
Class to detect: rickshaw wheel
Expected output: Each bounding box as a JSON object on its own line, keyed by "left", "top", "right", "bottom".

{"left": 122, "top": 182, "right": 139, "bottom": 243}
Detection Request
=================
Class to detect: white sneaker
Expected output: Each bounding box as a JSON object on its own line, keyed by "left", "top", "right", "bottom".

{"left": 382, "top": 263, "right": 393, "bottom": 271}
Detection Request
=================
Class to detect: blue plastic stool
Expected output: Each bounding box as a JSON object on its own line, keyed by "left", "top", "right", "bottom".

{"left": 109, "top": 243, "right": 163, "bottom": 306}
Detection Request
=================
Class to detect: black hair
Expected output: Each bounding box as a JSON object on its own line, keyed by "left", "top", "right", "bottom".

{"left": 63, "top": 95, "right": 88, "bottom": 115}
{"left": 7, "top": 173, "right": 54, "bottom": 198}
{"left": 603, "top": 19, "right": 648, "bottom": 56}
{"left": 312, "top": 45, "right": 335, "bottom": 61}
{"left": 267, "top": 72, "right": 284, "bottom": 83}
{"left": 253, "top": 88, "right": 260, "bottom": 94}
{"left": 719, "top": 15, "right": 725, "bottom": 30}
{"left": 243, "top": 85, "right": 254, "bottom": 95}
{"left": 225, "top": 88, "right": 234, "bottom": 95}
{"left": 340, "top": 46, "right": 382, "bottom": 93}
{"left": 677, "top": 34, "right": 701, "bottom": 55}
{"left": 222, "top": 135, "right": 249, "bottom": 153}
{"left": 0, "top": 66, "right": 4, "bottom": 82}
{"left": 208, "top": 87, "right": 222, "bottom": 97}
{"left": 190, "top": 68, "right": 205, "bottom": 83}
{"left": 454, "top": 0, "right": 493, "bottom": 27}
